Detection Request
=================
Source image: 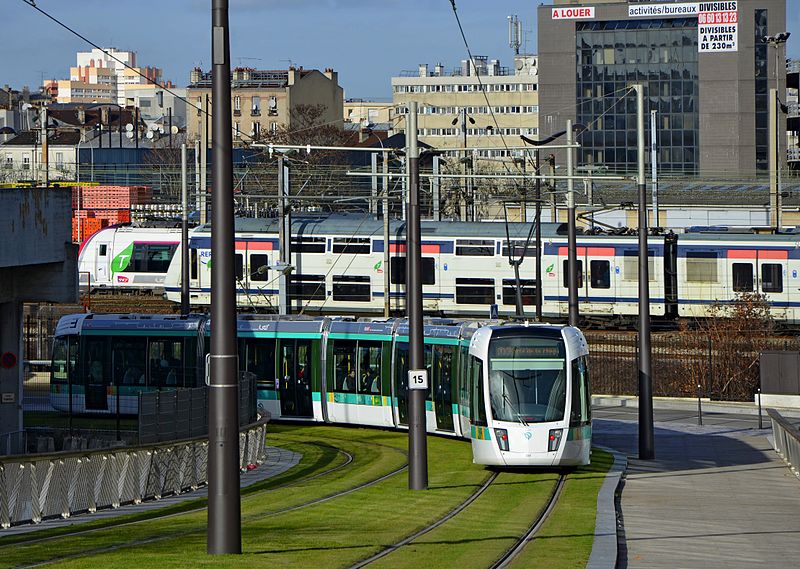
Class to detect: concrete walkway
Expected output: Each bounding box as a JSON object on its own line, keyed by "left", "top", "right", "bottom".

{"left": 593, "top": 403, "right": 800, "bottom": 568}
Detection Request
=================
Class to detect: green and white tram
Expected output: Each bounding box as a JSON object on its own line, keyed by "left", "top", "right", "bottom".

{"left": 51, "top": 314, "right": 590, "bottom": 467}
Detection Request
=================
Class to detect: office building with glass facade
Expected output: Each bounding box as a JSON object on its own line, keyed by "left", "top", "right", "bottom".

{"left": 538, "top": 0, "right": 788, "bottom": 177}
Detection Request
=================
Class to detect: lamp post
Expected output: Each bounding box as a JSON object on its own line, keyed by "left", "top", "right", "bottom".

{"left": 453, "top": 108, "right": 475, "bottom": 221}
{"left": 764, "top": 32, "right": 790, "bottom": 231}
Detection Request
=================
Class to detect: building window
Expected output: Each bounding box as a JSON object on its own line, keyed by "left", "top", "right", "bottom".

{"left": 268, "top": 96, "right": 277, "bottom": 116}
{"left": 253, "top": 121, "right": 261, "bottom": 138}
{"left": 251, "top": 96, "right": 261, "bottom": 116}
{"left": 4, "top": 153, "right": 11, "bottom": 169}
{"left": 234, "top": 122, "right": 240, "bottom": 138}
{"left": 22, "top": 154, "right": 30, "bottom": 170}
{"left": 233, "top": 95, "right": 241, "bottom": 116}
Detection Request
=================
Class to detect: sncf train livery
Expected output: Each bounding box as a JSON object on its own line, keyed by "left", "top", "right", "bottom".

{"left": 78, "top": 215, "right": 800, "bottom": 322}
{"left": 50, "top": 313, "right": 592, "bottom": 467}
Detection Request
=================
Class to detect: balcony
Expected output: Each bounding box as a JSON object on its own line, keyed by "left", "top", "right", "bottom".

{"left": 251, "top": 109, "right": 261, "bottom": 117}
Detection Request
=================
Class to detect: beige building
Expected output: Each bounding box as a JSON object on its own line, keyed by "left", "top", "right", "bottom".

{"left": 186, "top": 66, "right": 344, "bottom": 145}
{"left": 344, "top": 99, "right": 394, "bottom": 127}
{"left": 391, "top": 55, "right": 539, "bottom": 159}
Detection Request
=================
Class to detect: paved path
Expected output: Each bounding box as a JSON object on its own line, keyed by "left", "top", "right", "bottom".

{"left": 593, "top": 404, "right": 800, "bottom": 568}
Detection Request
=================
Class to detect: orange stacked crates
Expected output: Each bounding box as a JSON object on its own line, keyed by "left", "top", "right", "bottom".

{"left": 72, "top": 185, "right": 151, "bottom": 242}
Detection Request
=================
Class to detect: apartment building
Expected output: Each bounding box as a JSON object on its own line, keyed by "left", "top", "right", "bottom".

{"left": 186, "top": 66, "right": 343, "bottom": 145}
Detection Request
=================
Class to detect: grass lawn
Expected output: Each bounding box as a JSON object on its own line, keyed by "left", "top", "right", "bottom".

{"left": 0, "top": 426, "right": 612, "bottom": 569}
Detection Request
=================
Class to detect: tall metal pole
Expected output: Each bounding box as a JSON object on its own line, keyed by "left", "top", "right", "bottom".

{"left": 208, "top": 0, "right": 241, "bottom": 554}
{"left": 278, "top": 156, "right": 291, "bottom": 316}
{"left": 534, "top": 149, "right": 542, "bottom": 321}
{"left": 383, "top": 150, "right": 390, "bottom": 317}
{"left": 407, "top": 101, "right": 428, "bottom": 490}
{"left": 40, "top": 106, "right": 48, "bottom": 187}
{"left": 195, "top": 139, "right": 201, "bottom": 213}
{"left": 200, "top": 95, "right": 208, "bottom": 225}
{"left": 650, "top": 109, "right": 658, "bottom": 226}
{"left": 180, "top": 143, "right": 190, "bottom": 316}
{"left": 566, "top": 120, "right": 579, "bottom": 326}
{"left": 635, "top": 84, "right": 654, "bottom": 460}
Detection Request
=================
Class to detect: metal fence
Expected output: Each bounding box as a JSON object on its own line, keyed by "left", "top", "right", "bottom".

{"left": 0, "top": 419, "right": 268, "bottom": 528}
{"left": 768, "top": 409, "right": 800, "bottom": 481}
{"left": 586, "top": 331, "right": 800, "bottom": 401}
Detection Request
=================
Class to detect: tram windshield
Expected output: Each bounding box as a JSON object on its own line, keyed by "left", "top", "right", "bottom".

{"left": 488, "top": 337, "right": 567, "bottom": 424}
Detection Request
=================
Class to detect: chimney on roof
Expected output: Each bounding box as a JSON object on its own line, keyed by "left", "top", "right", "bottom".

{"left": 323, "top": 68, "right": 337, "bottom": 83}
{"left": 434, "top": 63, "right": 444, "bottom": 76}
{"left": 190, "top": 67, "right": 202, "bottom": 84}
{"left": 418, "top": 64, "right": 428, "bottom": 77}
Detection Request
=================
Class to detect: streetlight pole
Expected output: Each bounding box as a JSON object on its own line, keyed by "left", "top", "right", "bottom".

{"left": 208, "top": 0, "right": 241, "bottom": 554}
{"left": 764, "top": 32, "right": 791, "bottom": 231}
{"left": 566, "top": 120, "right": 578, "bottom": 326}
{"left": 407, "top": 101, "right": 428, "bottom": 490}
{"left": 634, "top": 84, "right": 654, "bottom": 460}
{"left": 534, "top": 149, "right": 542, "bottom": 321}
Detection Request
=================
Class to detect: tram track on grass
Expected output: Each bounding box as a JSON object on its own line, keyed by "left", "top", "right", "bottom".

{"left": 489, "top": 473, "right": 566, "bottom": 569}
{"left": 349, "top": 470, "right": 500, "bottom": 569}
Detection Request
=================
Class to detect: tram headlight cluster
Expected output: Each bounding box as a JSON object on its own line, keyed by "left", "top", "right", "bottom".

{"left": 548, "top": 429, "right": 563, "bottom": 452}
{"left": 494, "top": 428, "right": 509, "bottom": 452}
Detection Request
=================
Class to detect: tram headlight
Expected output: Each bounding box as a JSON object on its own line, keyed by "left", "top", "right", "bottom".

{"left": 494, "top": 428, "right": 509, "bottom": 452}
{"left": 548, "top": 429, "right": 563, "bottom": 452}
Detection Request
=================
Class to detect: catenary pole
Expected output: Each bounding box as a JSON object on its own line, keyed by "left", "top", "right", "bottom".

{"left": 535, "top": 148, "right": 542, "bottom": 321}
{"left": 566, "top": 120, "right": 579, "bottom": 326}
{"left": 181, "top": 143, "right": 189, "bottom": 316}
{"left": 407, "top": 101, "right": 428, "bottom": 490}
{"left": 208, "top": 0, "right": 242, "bottom": 554}
{"left": 635, "top": 84, "right": 655, "bottom": 460}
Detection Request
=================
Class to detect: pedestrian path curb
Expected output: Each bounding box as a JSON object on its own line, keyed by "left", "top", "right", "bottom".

{"left": 587, "top": 445, "right": 627, "bottom": 569}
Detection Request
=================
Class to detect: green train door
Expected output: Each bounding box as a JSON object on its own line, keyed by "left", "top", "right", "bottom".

{"left": 279, "top": 339, "right": 313, "bottom": 418}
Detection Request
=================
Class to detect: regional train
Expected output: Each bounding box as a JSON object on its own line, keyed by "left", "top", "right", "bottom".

{"left": 50, "top": 313, "right": 592, "bottom": 467}
{"left": 77, "top": 214, "right": 800, "bottom": 323}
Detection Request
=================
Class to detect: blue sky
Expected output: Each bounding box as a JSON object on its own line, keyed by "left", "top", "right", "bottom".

{"left": 3, "top": 0, "right": 799, "bottom": 100}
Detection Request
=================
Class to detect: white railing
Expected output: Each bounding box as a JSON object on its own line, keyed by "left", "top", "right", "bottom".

{"left": 0, "top": 420, "right": 268, "bottom": 528}
{"left": 768, "top": 409, "right": 800, "bottom": 481}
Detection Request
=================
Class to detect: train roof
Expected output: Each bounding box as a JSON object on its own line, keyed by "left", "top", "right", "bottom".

{"left": 677, "top": 232, "right": 800, "bottom": 244}
{"left": 55, "top": 313, "right": 206, "bottom": 335}
{"left": 192, "top": 213, "right": 577, "bottom": 240}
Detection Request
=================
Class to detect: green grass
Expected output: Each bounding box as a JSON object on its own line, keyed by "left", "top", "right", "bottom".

{"left": 0, "top": 427, "right": 613, "bottom": 569}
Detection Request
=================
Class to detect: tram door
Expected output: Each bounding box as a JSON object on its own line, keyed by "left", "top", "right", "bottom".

{"left": 432, "top": 344, "right": 455, "bottom": 432}
{"left": 279, "top": 339, "right": 313, "bottom": 418}
{"left": 394, "top": 342, "right": 410, "bottom": 426}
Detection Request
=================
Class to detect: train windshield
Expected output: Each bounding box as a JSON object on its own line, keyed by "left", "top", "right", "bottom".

{"left": 488, "top": 336, "right": 567, "bottom": 424}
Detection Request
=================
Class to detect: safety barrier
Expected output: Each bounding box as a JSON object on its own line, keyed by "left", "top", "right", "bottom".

{"left": 768, "top": 409, "right": 800, "bottom": 481}
{"left": 0, "top": 419, "right": 268, "bottom": 528}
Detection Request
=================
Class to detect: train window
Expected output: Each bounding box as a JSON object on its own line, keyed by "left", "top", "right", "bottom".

{"left": 289, "top": 274, "right": 326, "bottom": 301}
{"left": 333, "top": 275, "right": 371, "bottom": 302}
{"left": 99, "top": 244, "right": 107, "bottom": 256}
{"left": 456, "top": 239, "right": 494, "bottom": 256}
{"left": 501, "top": 240, "right": 536, "bottom": 258}
{"left": 455, "top": 278, "right": 495, "bottom": 305}
{"left": 190, "top": 248, "right": 198, "bottom": 279}
{"left": 357, "top": 342, "right": 382, "bottom": 394}
{"left": 390, "top": 257, "right": 436, "bottom": 285}
{"left": 292, "top": 237, "right": 326, "bottom": 253}
{"left": 686, "top": 251, "right": 719, "bottom": 283}
{"left": 562, "top": 260, "right": 584, "bottom": 288}
{"left": 234, "top": 254, "right": 244, "bottom": 281}
{"left": 502, "top": 279, "right": 537, "bottom": 306}
{"left": 123, "top": 244, "right": 178, "bottom": 273}
{"left": 761, "top": 264, "right": 783, "bottom": 293}
{"left": 250, "top": 254, "right": 270, "bottom": 281}
{"left": 621, "top": 250, "right": 656, "bottom": 282}
{"left": 732, "top": 263, "right": 754, "bottom": 292}
{"left": 590, "top": 260, "right": 611, "bottom": 289}
{"left": 332, "top": 237, "right": 371, "bottom": 254}
{"left": 570, "top": 356, "right": 591, "bottom": 427}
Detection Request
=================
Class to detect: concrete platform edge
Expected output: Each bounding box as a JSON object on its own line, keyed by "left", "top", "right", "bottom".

{"left": 586, "top": 445, "right": 626, "bottom": 569}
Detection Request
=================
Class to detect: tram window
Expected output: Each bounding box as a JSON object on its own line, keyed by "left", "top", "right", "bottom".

{"left": 333, "top": 275, "right": 371, "bottom": 302}
{"left": 686, "top": 252, "right": 719, "bottom": 283}
{"left": 762, "top": 264, "right": 783, "bottom": 293}
{"left": 732, "top": 263, "right": 754, "bottom": 292}
{"left": 456, "top": 239, "right": 494, "bottom": 256}
{"left": 562, "top": 260, "right": 584, "bottom": 288}
{"left": 52, "top": 337, "right": 70, "bottom": 385}
{"left": 470, "top": 356, "right": 487, "bottom": 426}
{"left": 590, "top": 260, "right": 611, "bottom": 289}
{"left": 570, "top": 356, "right": 591, "bottom": 427}
{"left": 390, "top": 257, "right": 435, "bottom": 285}
{"left": 332, "top": 341, "right": 357, "bottom": 393}
{"left": 250, "top": 254, "right": 270, "bottom": 281}
{"left": 112, "top": 337, "right": 147, "bottom": 386}
{"left": 234, "top": 254, "right": 244, "bottom": 281}
{"left": 455, "top": 278, "right": 494, "bottom": 305}
{"left": 358, "top": 342, "right": 382, "bottom": 394}
{"left": 333, "top": 237, "right": 371, "bottom": 254}
{"left": 99, "top": 244, "right": 107, "bottom": 256}
{"left": 190, "top": 248, "right": 198, "bottom": 279}
{"left": 289, "top": 274, "right": 326, "bottom": 301}
{"left": 243, "top": 338, "right": 276, "bottom": 389}
{"left": 82, "top": 336, "right": 111, "bottom": 386}
{"left": 148, "top": 338, "right": 185, "bottom": 388}
{"left": 501, "top": 279, "right": 536, "bottom": 305}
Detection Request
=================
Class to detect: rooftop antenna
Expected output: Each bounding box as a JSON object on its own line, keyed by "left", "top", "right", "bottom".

{"left": 280, "top": 58, "right": 294, "bottom": 69}
{"left": 508, "top": 15, "right": 522, "bottom": 55}
{"left": 236, "top": 56, "right": 262, "bottom": 67}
